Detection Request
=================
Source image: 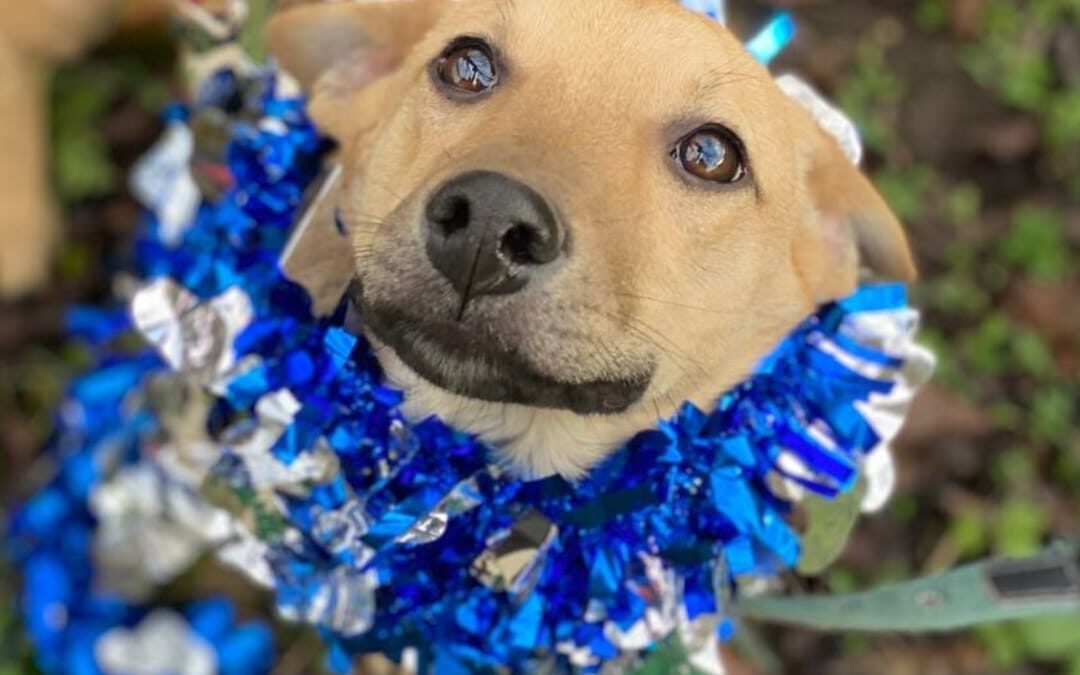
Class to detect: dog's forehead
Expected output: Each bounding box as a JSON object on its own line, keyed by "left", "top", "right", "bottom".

{"left": 436, "top": 0, "right": 759, "bottom": 77}
{"left": 426, "top": 0, "right": 783, "bottom": 125}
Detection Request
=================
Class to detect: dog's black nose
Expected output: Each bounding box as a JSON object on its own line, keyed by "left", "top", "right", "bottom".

{"left": 424, "top": 171, "right": 564, "bottom": 298}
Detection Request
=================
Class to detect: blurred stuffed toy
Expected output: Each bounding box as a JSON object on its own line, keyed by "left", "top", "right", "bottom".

{"left": 0, "top": 0, "right": 145, "bottom": 296}
{"left": 0, "top": 0, "right": 171, "bottom": 297}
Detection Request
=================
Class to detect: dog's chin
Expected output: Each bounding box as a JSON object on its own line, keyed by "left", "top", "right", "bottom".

{"left": 360, "top": 301, "right": 653, "bottom": 416}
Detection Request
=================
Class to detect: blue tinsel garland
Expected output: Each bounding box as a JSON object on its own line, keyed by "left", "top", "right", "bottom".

{"left": 7, "top": 5, "right": 931, "bottom": 674}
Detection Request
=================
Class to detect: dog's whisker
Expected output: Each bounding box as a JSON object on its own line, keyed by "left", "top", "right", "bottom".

{"left": 592, "top": 306, "right": 710, "bottom": 382}
{"left": 370, "top": 181, "right": 409, "bottom": 203}
{"left": 598, "top": 306, "right": 710, "bottom": 369}
{"left": 612, "top": 292, "right": 742, "bottom": 317}
{"left": 345, "top": 216, "right": 388, "bottom": 226}
{"left": 587, "top": 208, "right": 662, "bottom": 227}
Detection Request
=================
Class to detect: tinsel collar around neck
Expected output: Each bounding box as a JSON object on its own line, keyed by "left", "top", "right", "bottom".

{"left": 8, "top": 25, "right": 933, "bottom": 675}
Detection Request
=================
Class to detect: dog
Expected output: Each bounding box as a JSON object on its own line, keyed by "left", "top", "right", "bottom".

{"left": 268, "top": 0, "right": 916, "bottom": 481}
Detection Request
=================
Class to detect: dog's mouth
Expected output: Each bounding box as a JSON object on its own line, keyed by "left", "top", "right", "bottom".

{"left": 358, "top": 299, "right": 653, "bottom": 416}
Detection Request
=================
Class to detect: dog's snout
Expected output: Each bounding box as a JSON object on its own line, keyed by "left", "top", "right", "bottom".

{"left": 424, "top": 171, "right": 564, "bottom": 298}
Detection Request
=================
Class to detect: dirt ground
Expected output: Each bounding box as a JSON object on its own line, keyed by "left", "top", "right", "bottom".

{"left": 1, "top": 1, "right": 1078, "bottom": 673}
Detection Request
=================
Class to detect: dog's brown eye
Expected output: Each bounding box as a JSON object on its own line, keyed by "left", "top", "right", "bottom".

{"left": 436, "top": 39, "right": 498, "bottom": 94}
{"left": 674, "top": 127, "right": 746, "bottom": 184}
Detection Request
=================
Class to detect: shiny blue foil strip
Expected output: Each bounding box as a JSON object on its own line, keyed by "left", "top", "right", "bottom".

{"left": 682, "top": 0, "right": 726, "bottom": 23}
{"left": 745, "top": 13, "right": 797, "bottom": 64}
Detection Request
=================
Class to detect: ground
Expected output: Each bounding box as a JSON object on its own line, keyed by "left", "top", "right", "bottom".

{"left": 1, "top": 1, "right": 1078, "bottom": 673}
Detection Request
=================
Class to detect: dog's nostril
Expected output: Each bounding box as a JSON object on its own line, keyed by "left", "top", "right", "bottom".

{"left": 500, "top": 222, "right": 545, "bottom": 265}
{"left": 430, "top": 195, "right": 471, "bottom": 236}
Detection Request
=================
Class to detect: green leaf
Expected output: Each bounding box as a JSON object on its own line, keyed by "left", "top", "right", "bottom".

{"left": 1011, "top": 328, "right": 1056, "bottom": 379}
{"left": 827, "top": 568, "right": 860, "bottom": 594}
{"left": 977, "top": 622, "right": 1026, "bottom": 668}
{"left": 1046, "top": 90, "right": 1080, "bottom": 147}
{"left": 930, "top": 275, "right": 990, "bottom": 318}
{"left": 994, "top": 498, "right": 1047, "bottom": 556}
{"left": 1016, "top": 616, "right": 1080, "bottom": 659}
{"left": 993, "top": 449, "right": 1037, "bottom": 491}
{"left": 240, "top": 0, "right": 274, "bottom": 62}
{"left": 1000, "top": 53, "right": 1054, "bottom": 110}
{"left": 53, "top": 128, "right": 117, "bottom": 203}
{"left": 1030, "top": 386, "right": 1077, "bottom": 446}
{"left": 944, "top": 182, "right": 983, "bottom": 229}
{"left": 989, "top": 401, "right": 1023, "bottom": 432}
{"left": 631, "top": 636, "right": 708, "bottom": 675}
{"left": 797, "top": 478, "right": 867, "bottom": 575}
{"left": 997, "top": 205, "right": 1072, "bottom": 280}
{"left": 888, "top": 495, "right": 919, "bottom": 524}
{"left": 946, "top": 507, "right": 988, "bottom": 557}
{"left": 962, "top": 313, "right": 1013, "bottom": 377}
{"left": 875, "top": 166, "right": 936, "bottom": 223}
{"left": 915, "top": 0, "right": 950, "bottom": 31}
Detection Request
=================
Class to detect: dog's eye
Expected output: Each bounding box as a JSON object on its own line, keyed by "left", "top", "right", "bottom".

{"left": 435, "top": 39, "right": 498, "bottom": 95}
{"left": 673, "top": 126, "right": 746, "bottom": 184}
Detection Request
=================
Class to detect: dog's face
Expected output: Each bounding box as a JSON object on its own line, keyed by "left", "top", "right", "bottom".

{"left": 270, "top": 0, "right": 914, "bottom": 477}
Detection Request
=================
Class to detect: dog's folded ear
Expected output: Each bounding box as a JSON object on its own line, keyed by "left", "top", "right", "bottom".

{"left": 268, "top": 0, "right": 443, "bottom": 91}
{"left": 794, "top": 115, "right": 917, "bottom": 304}
{"left": 268, "top": 0, "right": 445, "bottom": 135}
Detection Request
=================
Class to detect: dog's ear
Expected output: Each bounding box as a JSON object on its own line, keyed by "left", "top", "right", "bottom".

{"left": 793, "top": 118, "right": 917, "bottom": 304}
{"left": 267, "top": 0, "right": 445, "bottom": 137}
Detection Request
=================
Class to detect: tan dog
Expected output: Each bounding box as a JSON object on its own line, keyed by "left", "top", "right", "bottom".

{"left": 268, "top": 0, "right": 915, "bottom": 480}
{"left": 0, "top": 0, "right": 135, "bottom": 296}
